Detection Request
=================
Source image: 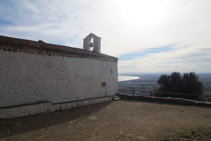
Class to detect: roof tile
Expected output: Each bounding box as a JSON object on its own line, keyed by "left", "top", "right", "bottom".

{"left": 0, "top": 35, "right": 117, "bottom": 62}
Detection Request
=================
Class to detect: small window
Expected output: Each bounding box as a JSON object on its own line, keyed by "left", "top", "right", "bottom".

{"left": 102, "top": 82, "right": 106, "bottom": 87}
{"left": 110, "top": 69, "right": 113, "bottom": 74}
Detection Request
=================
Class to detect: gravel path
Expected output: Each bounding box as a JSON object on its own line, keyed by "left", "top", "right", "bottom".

{"left": 1, "top": 100, "right": 211, "bottom": 141}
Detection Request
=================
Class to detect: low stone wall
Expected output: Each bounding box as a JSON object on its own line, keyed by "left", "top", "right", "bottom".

{"left": 117, "top": 93, "right": 211, "bottom": 108}
{"left": 0, "top": 96, "right": 112, "bottom": 119}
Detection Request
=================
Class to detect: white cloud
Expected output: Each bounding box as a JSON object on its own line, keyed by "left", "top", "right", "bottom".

{"left": 0, "top": 0, "right": 211, "bottom": 73}
{"left": 119, "top": 44, "right": 211, "bottom": 73}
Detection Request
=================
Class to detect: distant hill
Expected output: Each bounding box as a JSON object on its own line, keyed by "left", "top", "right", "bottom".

{"left": 118, "top": 73, "right": 211, "bottom": 95}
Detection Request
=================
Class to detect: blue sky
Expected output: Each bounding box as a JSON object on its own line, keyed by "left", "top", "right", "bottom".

{"left": 118, "top": 43, "right": 178, "bottom": 61}
{"left": 0, "top": 0, "right": 211, "bottom": 73}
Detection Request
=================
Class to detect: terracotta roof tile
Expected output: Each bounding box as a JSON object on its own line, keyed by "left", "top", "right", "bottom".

{"left": 0, "top": 35, "right": 117, "bottom": 62}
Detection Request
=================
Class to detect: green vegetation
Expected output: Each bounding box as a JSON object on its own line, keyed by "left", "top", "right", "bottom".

{"left": 118, "top": 73, "right": 211, "bottom": 101}
{"left": 156, "top": 72, "right": 204, "bottom": 100}
{"left": 161, "top": 128, "right": 211, "bottom": 141}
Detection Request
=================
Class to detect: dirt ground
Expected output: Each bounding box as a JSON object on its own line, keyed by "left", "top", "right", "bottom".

{"left": 1, "top": 100, "right": 211, "bottom": 141}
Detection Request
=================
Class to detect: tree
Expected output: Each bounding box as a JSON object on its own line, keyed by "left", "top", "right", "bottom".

{"left": 156, "top": 72, "right": 203, "bottom": 100}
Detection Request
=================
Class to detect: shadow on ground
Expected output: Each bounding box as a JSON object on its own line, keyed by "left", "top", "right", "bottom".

{"left": 0, "top": 101, "right": 112, "bottom": 138}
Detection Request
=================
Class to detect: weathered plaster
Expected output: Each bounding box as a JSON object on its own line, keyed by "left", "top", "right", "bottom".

{"left": 0, "top": 49, "right": 117, "bottom": 118}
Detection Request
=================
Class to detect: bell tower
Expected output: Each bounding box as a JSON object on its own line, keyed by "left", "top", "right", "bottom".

{"left": 83, "top": 33, "right": 101, "bottom": 53}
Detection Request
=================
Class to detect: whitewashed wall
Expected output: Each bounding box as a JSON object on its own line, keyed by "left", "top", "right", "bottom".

{"left": 0, "top": 50, "right": 117, "bottom": 118}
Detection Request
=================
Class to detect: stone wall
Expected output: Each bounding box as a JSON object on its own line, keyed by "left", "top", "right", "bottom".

{"left": 0, "top": 49, "right": 118, "bottom": 118}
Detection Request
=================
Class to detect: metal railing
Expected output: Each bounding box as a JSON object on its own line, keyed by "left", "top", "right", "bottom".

{"left": 118, "top": 89, "right": 211, "bottom": 101}
{"left": 118, "top": 89, "right": 152, "bottom": 96}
